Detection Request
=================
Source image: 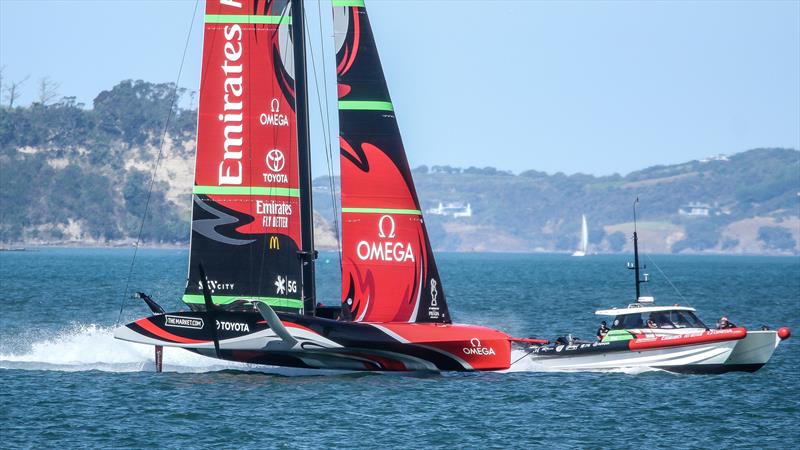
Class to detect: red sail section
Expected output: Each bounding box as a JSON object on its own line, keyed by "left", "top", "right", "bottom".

{"left": 184, "top": 0, "right": 303, "bottom": 311}
{"left": 335, "top": 2, "right": 451, "bottom": 324}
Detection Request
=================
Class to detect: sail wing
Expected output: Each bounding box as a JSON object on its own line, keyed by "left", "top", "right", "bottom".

{"left": 333, "top": 1, "right": 451, "bottom": 323}
{"left": 184, "top": 0, "right": 303, "bottom": 311}
{"left": 581, "top": 214, "right": 588, "bottom": 253}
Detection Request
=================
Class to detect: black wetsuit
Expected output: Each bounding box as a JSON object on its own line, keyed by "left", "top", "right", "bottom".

{"left": 596, "top": 325, "right": 609, "bottom": 340}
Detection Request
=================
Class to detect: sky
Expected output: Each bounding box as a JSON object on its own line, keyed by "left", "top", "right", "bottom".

{"left": 1, "top": 0, "right": 798, "bottom": 177}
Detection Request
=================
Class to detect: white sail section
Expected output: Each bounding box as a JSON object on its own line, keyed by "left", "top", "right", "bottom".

{"left": 572, "top": 214, "right": 588, "bottom": 257}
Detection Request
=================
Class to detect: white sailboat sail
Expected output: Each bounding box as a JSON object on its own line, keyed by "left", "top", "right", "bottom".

{"left": 572, "top": 214, "right": 588, "bottom": 257}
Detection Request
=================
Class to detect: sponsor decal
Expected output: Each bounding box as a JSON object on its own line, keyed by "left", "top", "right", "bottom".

{"left": 256, "top": 200, "right": 293, "bottom": 228}
{"left": 165, "top": 315, "right": 204, "bottom": 330}
{"left": 462, "top": 337, "right": 496, "bottom": 356}
{"left": 274, "top": 275, "right": 297, "bottom": 295}
{"left": 265, "top": 149, "right": 286, "bottom": 172}
{"left": 216, "top": 320, "right": 250, "bottom": 332}
{"left": 196, "top": 279, "right": 234, "bottom": 293}
{"left": 428, "top": 279, "right": 441, "bottom": 319}
{"left": 356, "top": 215, "right": 415, "bottom": 262}
{"left": 262, "top": 149, "right": 289, "bottom": 184}
{"left": 269, "top": 235, "right": 280, "bottom": 250}
{"left": 259, "top": 98, "right": 290, "bottom": 127}
{"left": 217, "top": 22, "right": 245, "bottom": 185}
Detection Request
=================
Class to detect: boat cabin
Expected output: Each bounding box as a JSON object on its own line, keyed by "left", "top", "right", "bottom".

{"left": 595, "top": 304, "right": 709, "bottom": 334}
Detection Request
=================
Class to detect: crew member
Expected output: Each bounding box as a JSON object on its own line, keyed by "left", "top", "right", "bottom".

{"left": 596, "top": 321, "right": 609, "bottom": 340}
{"left": 646, "top": 317, "right": 658, "bottom": 328}
{"left": 717, "top": 316, "right": 737, "bottom": 329}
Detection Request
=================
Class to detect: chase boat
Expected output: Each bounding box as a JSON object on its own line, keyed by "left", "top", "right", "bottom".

{"left": 525, "top": 203, "right": 791, "bottom": 374}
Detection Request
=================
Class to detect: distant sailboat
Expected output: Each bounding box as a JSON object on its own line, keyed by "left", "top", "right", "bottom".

{"left": 572, "top": 214, "right": 588, "bottom": 257}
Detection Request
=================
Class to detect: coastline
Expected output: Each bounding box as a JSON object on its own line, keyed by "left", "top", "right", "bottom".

{"left": 2, "top": 241, "right": 796, "bottom": 257}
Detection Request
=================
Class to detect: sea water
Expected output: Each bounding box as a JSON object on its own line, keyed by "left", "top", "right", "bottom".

{"left": 0, "top": 249, "right": 797, "bottom": 448}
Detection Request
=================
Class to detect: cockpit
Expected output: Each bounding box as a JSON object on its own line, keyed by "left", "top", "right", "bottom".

{"left": 611, "top": 310, "right": 707, "bottom": 330}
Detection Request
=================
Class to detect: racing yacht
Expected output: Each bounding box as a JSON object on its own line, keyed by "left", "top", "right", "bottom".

{"left": 114, "top": 0, "right": 540, "bottom": 372}
{"left": 526, "top": 203, "right": 791, "bottom": 373}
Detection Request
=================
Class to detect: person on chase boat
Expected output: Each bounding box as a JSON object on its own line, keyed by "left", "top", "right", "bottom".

{"left": 596, "top": 321, "right": 609, "bottom": 340}
{"left": 717, "top": 316, "right": 737, "bottom": 329}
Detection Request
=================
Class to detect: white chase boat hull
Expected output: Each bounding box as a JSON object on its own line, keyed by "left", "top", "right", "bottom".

{"left": 528, "top": 340, "right": 738, "bottom": 373}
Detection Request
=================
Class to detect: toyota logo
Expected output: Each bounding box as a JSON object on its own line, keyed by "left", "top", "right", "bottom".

{"left": 266, "top": 149, "right": 285, "bottom": 172}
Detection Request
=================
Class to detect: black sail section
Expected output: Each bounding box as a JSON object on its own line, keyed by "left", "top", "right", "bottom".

{"left": 334, "top": 1, "right": 451, "bottom": 323}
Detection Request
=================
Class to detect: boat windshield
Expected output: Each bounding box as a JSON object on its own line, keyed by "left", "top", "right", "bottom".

{"left": 611, "top": 310, "right": 707, "bottom": 330}
{"left": 667, "top": 310, "right": 707, "bottom": 329}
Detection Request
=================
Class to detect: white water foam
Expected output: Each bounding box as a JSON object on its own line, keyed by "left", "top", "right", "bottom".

{"left": 0, "top": 324, "right": 334, "bottom": 375}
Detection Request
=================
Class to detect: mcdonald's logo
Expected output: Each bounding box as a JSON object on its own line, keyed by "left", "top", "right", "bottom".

{"left": 269, "top": 235, "right": 280, "bottom": 250}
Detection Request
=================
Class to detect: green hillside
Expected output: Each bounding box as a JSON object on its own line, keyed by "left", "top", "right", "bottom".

{"left": 1, "top": 81, "right": 798, "bottom": 254}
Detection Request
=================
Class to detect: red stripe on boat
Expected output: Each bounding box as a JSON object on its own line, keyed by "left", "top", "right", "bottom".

{"left": 282, "top": 321, "right": 318, "bottom": 335}
{"left": 136, "top": 319, "right": 210, "bottom": 344}
{"left": 628, "top": 328, "right": 746, "bottom": 351}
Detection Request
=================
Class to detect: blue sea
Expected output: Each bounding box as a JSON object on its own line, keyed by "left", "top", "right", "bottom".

{"left": 1, "top": 249, "right": 798, "bottom": 448}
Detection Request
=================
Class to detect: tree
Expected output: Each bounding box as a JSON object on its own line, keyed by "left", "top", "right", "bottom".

{"left": 4, "top": 75, "right": 29, "bottom": 107}
{"left": 37, "top": 77, "right": 60, "bottom": 105}
{"left": 758, "top": 226, "right": 796, "bottom": 251}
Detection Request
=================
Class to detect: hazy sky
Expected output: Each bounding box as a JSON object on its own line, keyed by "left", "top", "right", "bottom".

{"left": 1, "top": 0, "right": 798, "bottom": 177}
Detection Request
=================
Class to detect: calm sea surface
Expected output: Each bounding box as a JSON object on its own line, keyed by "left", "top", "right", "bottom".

{"left": 1, "top": 249, "right": 798, "bottom": 449}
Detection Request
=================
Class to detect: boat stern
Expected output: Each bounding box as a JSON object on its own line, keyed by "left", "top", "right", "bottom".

{"left": 723, "top": 328, "right": 791, "bottom": 371}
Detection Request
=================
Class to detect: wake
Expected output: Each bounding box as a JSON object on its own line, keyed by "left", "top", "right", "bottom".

{"left": 0, "top": 324, "right": 331, "bottom": 375}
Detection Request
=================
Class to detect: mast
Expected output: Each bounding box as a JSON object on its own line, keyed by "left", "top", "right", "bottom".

{"left": 291, "top": 0, "right": 316, "bottom": 315}
{"left": 628, "top": 198, "right": 647, "bottom": 301}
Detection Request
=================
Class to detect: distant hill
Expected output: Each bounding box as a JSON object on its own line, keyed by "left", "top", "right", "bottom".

{"left": 1, "top": 81, "right": 798, "bottom": 255}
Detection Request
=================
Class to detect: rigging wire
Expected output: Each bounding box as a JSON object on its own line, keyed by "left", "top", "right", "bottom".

{"left": 115, "top": 0, "right": 200, "bottom": 326}
{"left": 644, "top": 253, "right": 692, "bottom": 307}
{"left": 509, "top": 345, "right": 538, "bottom": 367}
{"left": 308, "top": 1, "right": 343, "bottom": 269}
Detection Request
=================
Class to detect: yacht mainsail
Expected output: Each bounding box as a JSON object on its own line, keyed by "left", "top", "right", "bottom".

{"left": 115, "top": 0, "right": 518, "bottom": 373}
{"left": 572, "top": 214, "right": 588, "bottom": 257}
{"left": 184, "top": 0, "right": 304, "bottom": 312}
{"left": 334, "top": 2, "right": 451, "bottom": 323}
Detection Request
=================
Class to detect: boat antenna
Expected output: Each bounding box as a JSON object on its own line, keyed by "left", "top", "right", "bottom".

{"left": 627, "top": 197, "right": 648, "bottom": 301}
{"left": 291, "top": 0, "right": 318, "bottom": 315}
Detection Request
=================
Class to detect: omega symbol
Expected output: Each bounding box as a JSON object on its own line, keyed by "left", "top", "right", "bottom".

{"left": 377, "top": 215, "right": 396, "bottom": 239}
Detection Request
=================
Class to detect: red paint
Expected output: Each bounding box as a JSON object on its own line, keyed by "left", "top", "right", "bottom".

{"left": 340, "top": 143, "right": 429, "bottom": 323}
{"left": 376, "top": 323, "right": 512, "bottom": 370}
{"left": 282, "top": 321, "right": 317, "bottom": 335}
{"left": 340, "top": 7, "right": 360, "bottom": 75}
{"left": 628, "top": 328, "right": 746, "bottom": 351}
{"left": 136, "top": 319, "right": 209, "bottom": 345}
{"left": 510, "top": 337, "right": 550, "bottom": 345}
{"left": 337, "top": 83, "right": 352, "bottom": 98}
{"left": 196, "top": 0, "right": 302, "bottom": 246}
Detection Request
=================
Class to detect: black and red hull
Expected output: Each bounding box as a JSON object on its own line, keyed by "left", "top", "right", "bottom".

{"left": 115, "top": 311, "right": 513, "bottom": 372}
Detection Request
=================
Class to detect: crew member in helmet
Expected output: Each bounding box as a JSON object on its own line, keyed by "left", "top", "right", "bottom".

{"left": 717, "top": 316, "right": 737, "bottom": 329}
{"left": 596, "top": 321, "right": 610, "bottom": 340}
